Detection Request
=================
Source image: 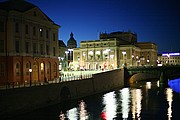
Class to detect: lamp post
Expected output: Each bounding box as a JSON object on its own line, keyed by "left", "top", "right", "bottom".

{"left": 68, "top": 49, "right": 73, "bottom": 61}
{"left": 122, "top": 51, "right": 126, "bottom": 67}
{"left": 65, "top": 51, "right": 69, "bottom": 70}
{"left": 106, "top": 49, "right": 110, "bottom": 70}
{"left": 147, "top": 59, "right": 150, "bottom": 66}
{"left": 29, "top": 68, "right": 32, "bottom": 86}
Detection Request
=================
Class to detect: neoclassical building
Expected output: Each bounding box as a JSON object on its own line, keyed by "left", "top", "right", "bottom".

{"left": 0, "top": 0, "right": 60, "bottom": 86}
{"left": 73, "top": 31, "right": 157, "bottom": 70}
{"left": 158, "top": 52, "right": 180, "bottom": 66}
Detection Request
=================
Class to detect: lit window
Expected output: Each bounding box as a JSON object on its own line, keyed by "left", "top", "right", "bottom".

{"left": 41, "top": 63, "right": 44, "bottom": 74}
{"left": 41, "top": 63, "right": 44, "bottom": 71}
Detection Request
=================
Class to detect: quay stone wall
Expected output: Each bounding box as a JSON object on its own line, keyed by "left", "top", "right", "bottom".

{"left": 0, "top": 68, "right": 124, "bottom": 117}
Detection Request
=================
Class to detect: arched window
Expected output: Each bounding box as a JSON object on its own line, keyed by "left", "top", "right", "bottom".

{"left": 16, "top": 63, "right": 20, "bottom": 76}
{"left": 41, "top": 63, "right": 44, "bottom": 74}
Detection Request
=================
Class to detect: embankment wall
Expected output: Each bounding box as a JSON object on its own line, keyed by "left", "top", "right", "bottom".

{"left": 0, "top": 69, "right": 124, "bottom": 117}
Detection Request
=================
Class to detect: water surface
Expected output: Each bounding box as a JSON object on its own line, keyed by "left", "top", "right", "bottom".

{"left": 12, "top": 79, "right": 180, "bottom": 120}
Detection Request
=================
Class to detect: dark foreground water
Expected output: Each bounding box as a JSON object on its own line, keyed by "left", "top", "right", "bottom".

{"left": 12, "top": 79, "right": 180, "bottom": 120}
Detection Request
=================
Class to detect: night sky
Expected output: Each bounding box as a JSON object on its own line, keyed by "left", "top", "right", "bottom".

{"left": 4, "top": 0, "right": 180, "bottom": 53}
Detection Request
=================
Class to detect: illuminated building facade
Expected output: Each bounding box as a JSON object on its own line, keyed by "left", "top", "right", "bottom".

{"left": 158, "top": 52, "right": 180, "bottom": 65}
{"left": 0, "top": 0, "right": 60, "bottom": 85}
{"left": 73, "top": 31, "right": 157, "bottom": 70}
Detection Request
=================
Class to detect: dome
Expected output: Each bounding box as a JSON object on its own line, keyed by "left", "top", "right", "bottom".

{"left": 67, "top": 32, "right": 77, "bottom": 48}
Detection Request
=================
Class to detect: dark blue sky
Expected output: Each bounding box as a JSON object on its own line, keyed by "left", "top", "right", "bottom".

{"left": 28, "top": 0, "right": 180, "bottom": 53}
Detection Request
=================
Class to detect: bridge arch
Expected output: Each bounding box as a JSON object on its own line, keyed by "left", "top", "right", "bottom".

{"left": 60, "top": 86, "right": 71, "bottom": 101}
{"left": 129, "top": 73, "right": 159, "bottom": 84}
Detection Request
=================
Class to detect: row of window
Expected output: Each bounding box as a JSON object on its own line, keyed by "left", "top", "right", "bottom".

{"left": 162, "top": 60, "right": 180, "bottom": 63}
{"left": 15, "top": 41, "right": 56, "bottom": 56}
{"left": 0, "top": 21, "right": 56, "bottom": 40}
{"left": 81, "top": 42, "right": 115, "bottom": 48}
{"left": 16, "top": 23, "right": 56, "bottom": 41}
{"left": 162, "top": 57, "right": 180, "bottom": 59}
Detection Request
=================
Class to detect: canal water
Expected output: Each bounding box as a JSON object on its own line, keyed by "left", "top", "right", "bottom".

{"left": 12, "top": 78, "right": 180, "bottom": 120}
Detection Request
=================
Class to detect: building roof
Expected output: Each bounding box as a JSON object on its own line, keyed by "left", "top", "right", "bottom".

{"left": 67, "top": 32, "right": 77, "bottom": 48}
{"left": 58, "top": 40, "right": 66, "bottom": 47}
{"left": 0, "top": 0, "right": 60, "bottom": 26}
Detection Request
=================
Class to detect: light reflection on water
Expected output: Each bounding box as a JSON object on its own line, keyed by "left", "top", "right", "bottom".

{"left": 60, "top": 100, "right": 89, "bottom": 120}
{"left": 102, "top": 91, "right": 117, "bottom": 119}
{"left": 120, "top": 88, "right": 130, "bottom": 119}
{"left": 12, "top": 79, "right": 180, "bottom": 120}
{"left": 131, "top": 88, "right": 142, "bottom": 119}
{"left": 165, "top": 88, "right": 173, "bottom": 120}
{"left": 58, "top": 80, "right": 180, "bottom": 120}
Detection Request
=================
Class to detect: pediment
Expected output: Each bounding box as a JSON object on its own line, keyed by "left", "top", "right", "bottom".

{"left": 23, "top": 7, "right": 53, "bottom": 23}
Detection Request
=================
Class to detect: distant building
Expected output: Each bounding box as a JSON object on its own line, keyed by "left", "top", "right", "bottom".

{"left": 67, "top": 32, "right": 77, "bottom": 69}
{"left": 135, "top": 42, "right": 158, "bottom": 66}
{"left": 73, "top": 31, "right": 157, "bottom": 70}
{"left": 158, "top": 52, "right": 180, "bottom": 66}
{"left": 0, "top": 0, "right": 60, "bottom": 85}
{"left": 67, "top": 32, "right": 77, "bottom": 49}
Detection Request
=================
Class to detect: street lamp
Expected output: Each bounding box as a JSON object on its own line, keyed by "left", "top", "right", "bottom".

{"left": 68, "top": 49, "right": 73, "bottom": 70}
{"left": 29, "top": 68, "right": 32, "bottom": 86}
{"left": 68, "top": 49, "right": 73, "bottom": 61}
{"left": 147, "top": 59, "right": 150, "bottom": 66}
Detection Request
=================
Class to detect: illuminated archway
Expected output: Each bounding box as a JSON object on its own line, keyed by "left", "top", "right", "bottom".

{"left": 40, "top": 62, "right": 45, "bottom": 81}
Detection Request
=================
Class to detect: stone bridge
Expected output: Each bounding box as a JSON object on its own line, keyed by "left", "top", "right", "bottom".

{"left": 127, "top": 66, "right": 180, "bottom": 84}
